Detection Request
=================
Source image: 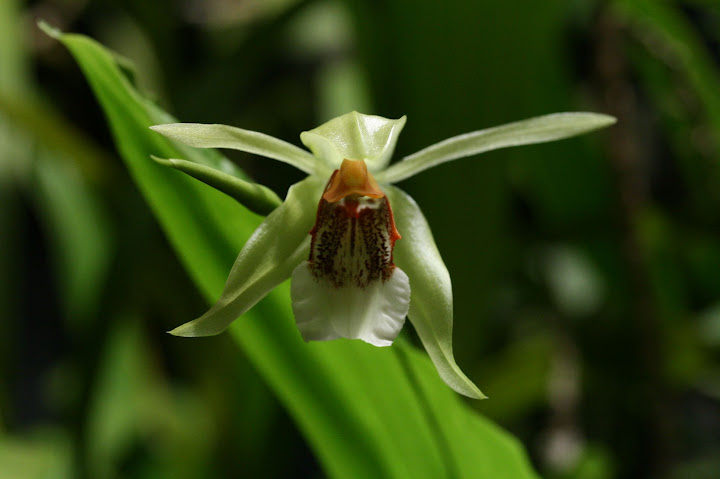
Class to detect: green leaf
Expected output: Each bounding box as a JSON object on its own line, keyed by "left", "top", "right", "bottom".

{"left": 0, "top": 0, "right": 28, "bottom": 95}
{"left": 378, "top": 112, "right": 616, "bottom": 183}
{"left": 0, "top": 430, "right": 73, "bottom": 479}
{"left": 52, "top": 28, "right": 539, "bottom": 479}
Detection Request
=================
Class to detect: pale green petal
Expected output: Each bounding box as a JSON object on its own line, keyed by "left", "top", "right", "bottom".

{"left": 150, "top": 123, "right": 317, "bottom": 174}
{"left": 386, "top": 185, "right": 486, "bottom": 399}
{"left": 291, "top": 262, "right": 410, "bottom": 347}
{"left": 300, "top": 111, "right": 406, "bottom": 171}
{"left": 378, "top": 112, "right": 616, "bottom": 183}
{"left": 151, "top": 156, "right": 281, "bottom": 216}
{"left": 169, "top": 176, "right": 323, "bottom": 336}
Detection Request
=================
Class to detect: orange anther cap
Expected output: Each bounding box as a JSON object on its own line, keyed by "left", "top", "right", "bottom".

{"left": 322, "top": 159, "right": 385, "bottom": 203}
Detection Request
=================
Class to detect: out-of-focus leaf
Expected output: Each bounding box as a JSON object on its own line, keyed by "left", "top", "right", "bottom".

{"left": 0, "top": 0, "right": 27, "bottom": 95}
{"left": 472, "top": 335, "right": 554, "bottom": 422}
{"left": 615, "top": 0, "right": 720, "bottom": 133}
{"left": 0, "top": 430, "right": 73, "bottom": 479}
{"left": 86, "top": 317, "right": 214, "bottom": 478}
{"left": 0, "top": 6, "right": 114, "bottom": 327}
{"left": 85, "top": 318, "right": 147, "bottom": 478}
{"left": 52, "top": 28, "right": 539, "bottom": 478}
{"left": 569, "top": 445, "right": 616, "bottom": 479}
{"left": 32, "top": 151, "right": 113, "bottom": 323}
{"left": 0, "top": 92, "right": 115, "bottom": 185}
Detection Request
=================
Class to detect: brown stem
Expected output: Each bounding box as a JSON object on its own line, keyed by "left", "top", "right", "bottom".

{"left": 593, "top": 7, "right": 670, "bottom": 478}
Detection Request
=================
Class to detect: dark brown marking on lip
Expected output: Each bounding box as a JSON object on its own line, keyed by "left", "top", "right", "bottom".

{"left": 308, "top": 191, "right": 401, "bottom": 289}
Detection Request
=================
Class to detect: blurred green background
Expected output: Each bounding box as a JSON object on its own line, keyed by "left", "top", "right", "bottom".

{"left": 3, "top": 0, "right": 720, "bottom": 478}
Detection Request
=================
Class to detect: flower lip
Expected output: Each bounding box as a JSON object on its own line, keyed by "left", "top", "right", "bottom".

{"left": 322, "top": 159, "right": 385, "bottom": 203}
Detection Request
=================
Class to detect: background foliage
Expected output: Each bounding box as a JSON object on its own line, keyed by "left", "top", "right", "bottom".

{"left": 2, "top": 0, "right": 720, "bottom": 478}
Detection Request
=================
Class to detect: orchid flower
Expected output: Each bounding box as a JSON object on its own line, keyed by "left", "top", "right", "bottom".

{"left": 150, "top": 111, "right": 615, "bottom": 398}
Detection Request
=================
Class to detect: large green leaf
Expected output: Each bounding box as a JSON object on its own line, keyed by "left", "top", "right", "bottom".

{"left": 51, "top": 27, "right": 538, "bottom": 478}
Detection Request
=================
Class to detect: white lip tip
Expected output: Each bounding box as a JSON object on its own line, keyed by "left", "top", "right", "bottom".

{"left": 291, "top": 262, "right": 410, "bottom": 348}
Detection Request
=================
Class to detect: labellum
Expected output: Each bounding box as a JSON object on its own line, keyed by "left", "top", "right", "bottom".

{"left": 291, "top": 159, "right": 411, "bottom": 347}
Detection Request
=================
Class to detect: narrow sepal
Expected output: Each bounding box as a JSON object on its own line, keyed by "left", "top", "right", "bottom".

{"left": 151, "top": 156, "right": 281, "bottom": 216}
{"left": 38, "top": 20, "right": 62, "bottom": 39}
{"left": 385, "top": 185, "right": 486, "bottom": 399}
{"left": 300, "top": 111, "right": 406, "bottom": 171}
{"left": 378, "top": 112, "right": 616, "bottom": 183}
{"left": 169, "top": 176, "right": 323, "bottom": 336}
{"left": 150, "top": 123, "right": 317, "bottom": 174}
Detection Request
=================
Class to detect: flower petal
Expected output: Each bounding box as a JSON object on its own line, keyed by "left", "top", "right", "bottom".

{"left": 150, "top": 123, "right": 318, "bottom": 174}
{"left": 300, "top": 111, "right": 407, "bottom": 171}
{"left": 291, "top": 262, "right": 410, "bottom": 347}
{"left": 151, "top": 156, "right": 282, "bottom": 216}
{"left": 377, "top": 112, "right": 616, "bottom": 183}
{"left": 169, "top": 176, "right": 324, "bottom": 336}
{"left": 385, "top": 185, "right": 486, "bottom": 399}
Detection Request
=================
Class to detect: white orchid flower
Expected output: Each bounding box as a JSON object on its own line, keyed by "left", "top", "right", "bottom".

{"left": 150, "top": 111, "right": 615, "bottom": 398}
